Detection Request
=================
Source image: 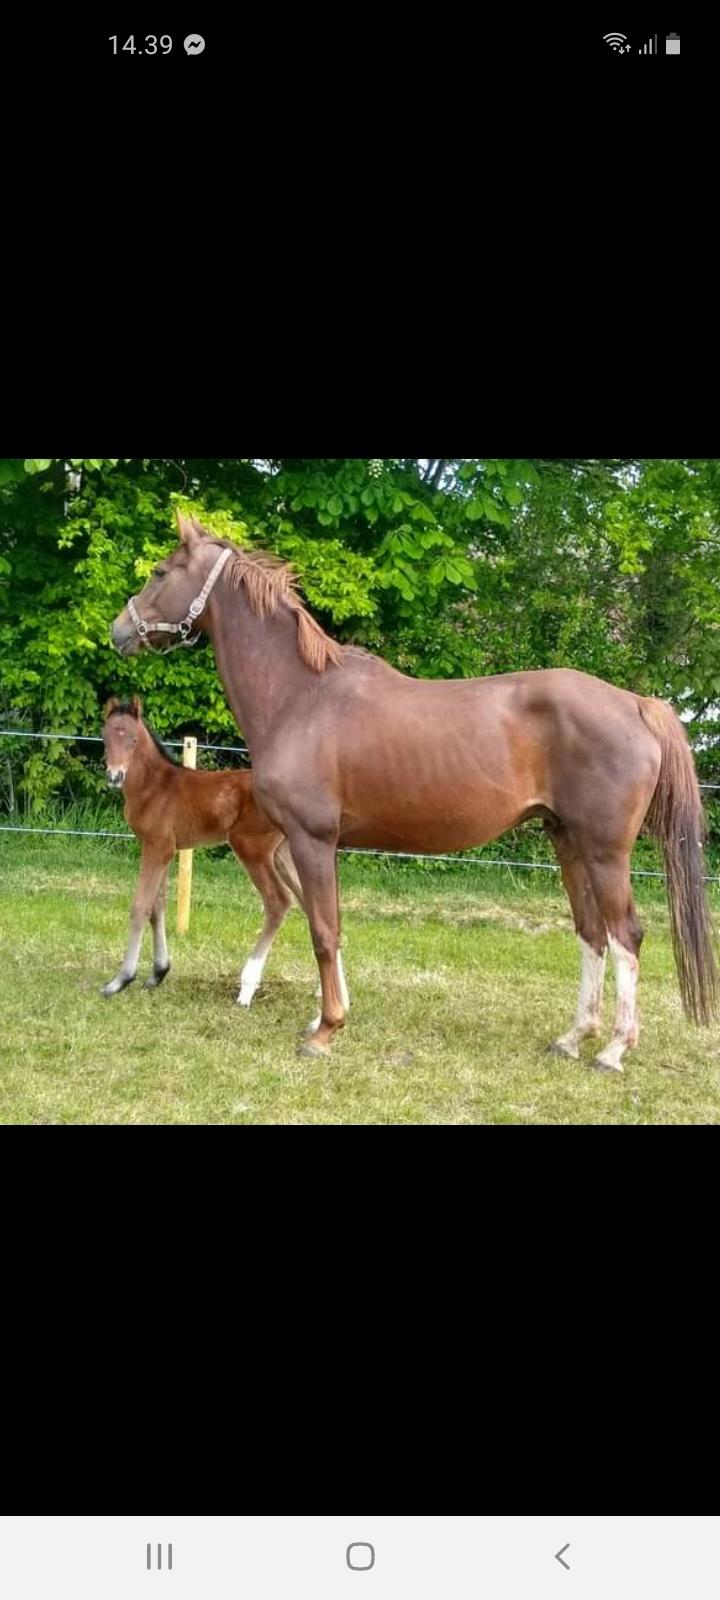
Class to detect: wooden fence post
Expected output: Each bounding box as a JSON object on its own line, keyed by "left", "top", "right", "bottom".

{"left": 176, "top": 736, "right": 197, "bottom": 935}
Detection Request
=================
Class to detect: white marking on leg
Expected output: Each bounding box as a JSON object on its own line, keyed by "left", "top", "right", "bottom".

{"left": 101, "top": 921, "right": 145, "bottom": 996}
{"left": 552, "top": 938, "right": 606, "bottom": 1059}
{"left": 306, "top": 954, "right": 347, "bottom": 1038}
{"left": 337, "top": 950, "right": 350, "bottom": 1012}
{"left": 144, "top": 894, "right": 171, "bottom": 988}
{"left": 123, "top": 923, "right": 144, "bottom": 978}
{"left": 238, "top": 926, "right": 277, "bottom": 1007}
{"left": 593, "top": 933, "right": 639, "bottom": 1073}
{"left": 315, "top": 956, "right": 348, "bottom": 1006}
{"left": 152, "top": 903, "right": 169, "bottom": 972}
{"left": 238, "top": 955, "right": 268, "bottom": 1007}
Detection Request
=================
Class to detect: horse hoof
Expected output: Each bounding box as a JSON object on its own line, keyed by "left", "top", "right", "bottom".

{"left": 101, "top": 974, "right": 135, "bottom": 998}
{"left": 546, "top": 1041, "right": 579, "bottom": 1062}
{"left": 297, "top": 1040, "right": 331, "bottom": 1059}
{"left": 590, "top": 1056, "right": 624, "bottom": 1075}
{"left": 143, "top": 965, "right": 170, "bottom": 991}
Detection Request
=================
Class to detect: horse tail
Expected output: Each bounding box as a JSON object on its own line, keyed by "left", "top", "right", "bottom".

{"left": 640, "top": 697, "right": 719, "bottom": 1024}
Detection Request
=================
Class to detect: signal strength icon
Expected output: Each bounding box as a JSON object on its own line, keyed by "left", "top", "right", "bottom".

{"left": 638, "top": 34, "right": 657, "bottom": 52}
{"left": 603, "top": 32, "right": 628, "bottom": 50}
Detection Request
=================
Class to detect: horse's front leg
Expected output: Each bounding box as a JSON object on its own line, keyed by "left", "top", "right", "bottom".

{"left": 101, "top": 846, "right": 174, "bottom": 997}
{"left": 309, "top": 953, "right": 351, "bottom": 1034}
{"left": 143, "top": 865, "right": 172, "bottom": 990}
{"left": 274, "top": 838, "right": 350, "bottom": 1025}
{"left": 286, "top": 831, "right": 346, "bottom": 1056}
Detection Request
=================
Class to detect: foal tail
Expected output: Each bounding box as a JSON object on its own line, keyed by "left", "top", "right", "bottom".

{"left": 641, "top": 697, "right": 719, "bottom": 1024}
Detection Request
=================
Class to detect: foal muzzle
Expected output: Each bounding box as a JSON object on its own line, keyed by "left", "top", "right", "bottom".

{"left": 106, "top": 768, "right": 126, "bottom": 789}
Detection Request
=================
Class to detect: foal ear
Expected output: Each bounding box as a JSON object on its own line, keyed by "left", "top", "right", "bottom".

{"left": 130, "top": 695, "right": 143, "bottom": 719}
{"left": 103, "top": 697, "right": 120, "bottom": 720}
{"left": 176, "top": 509, "right": 203, "bottom": 547}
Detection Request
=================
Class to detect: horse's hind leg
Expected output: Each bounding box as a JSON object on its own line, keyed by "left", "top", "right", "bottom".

{"left": 233, "top": 842, "right": 293, "bottom": 1007}
{"left": 582, "top": 850, "right": 644, "bottom": 1074}
{"left": 273, "top": 838, "right": 306, "bottom": 913}
{"left": 545, "top": 822, "right": 607, "bottom": 1061}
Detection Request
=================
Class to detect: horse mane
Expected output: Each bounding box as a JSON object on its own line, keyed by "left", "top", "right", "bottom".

{"left": 211, "top": 536, "right": 345, "bottom": 673}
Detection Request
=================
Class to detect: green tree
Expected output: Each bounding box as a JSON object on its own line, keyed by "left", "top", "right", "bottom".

{"left": 3, "top": 457, "right": 720, "bottom": 815}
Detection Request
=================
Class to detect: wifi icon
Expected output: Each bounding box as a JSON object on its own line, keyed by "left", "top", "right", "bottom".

{"left": 603, "top": 32, "right": 628, "bottom": 50}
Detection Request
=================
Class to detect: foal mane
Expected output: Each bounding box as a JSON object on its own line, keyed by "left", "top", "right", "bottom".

{"left": 211, "top": 536, "right": 345, "bottom": 673}
{"left": 144, "top": 724, "right": 181, "bottom": 768}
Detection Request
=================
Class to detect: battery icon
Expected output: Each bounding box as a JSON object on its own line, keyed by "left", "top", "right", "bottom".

{"left": 665, "top": 32, "right": 680, "bottom": 53}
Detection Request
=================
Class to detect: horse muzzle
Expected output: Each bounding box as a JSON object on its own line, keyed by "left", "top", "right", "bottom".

{"left": 106, "top": 769, "right": 126, "bottom": 789}
{"left": 111, "top": 617, "right": 140, "bottom": 656}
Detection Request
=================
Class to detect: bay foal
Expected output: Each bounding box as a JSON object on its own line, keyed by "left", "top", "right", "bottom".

{"left": 101, "top": 697, "right": 345, "bottom": 1011}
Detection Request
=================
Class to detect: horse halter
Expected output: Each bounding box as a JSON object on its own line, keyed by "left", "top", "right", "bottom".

{"left": 127, "top": 546, "right": 233, "bottom": 653}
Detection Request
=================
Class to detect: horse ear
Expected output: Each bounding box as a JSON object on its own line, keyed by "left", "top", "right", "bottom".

{"left": 176, "top": 509, "right": 202, "bottom": 547}
{"left": 130, "top": 696, "right": 143, "bottom": 719}
{"left": 103, "top": 697, "right": 120, "bottom": 720}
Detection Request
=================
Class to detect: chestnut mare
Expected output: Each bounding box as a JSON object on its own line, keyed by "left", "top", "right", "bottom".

{"left": 101, "top": 696, "right": 350, "bottom": 1019}
{"left": 112, "top": 514, "right": 718, "bottom": 1071}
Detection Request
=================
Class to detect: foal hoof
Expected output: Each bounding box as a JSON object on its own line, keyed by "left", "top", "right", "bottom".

{"left": 297, "top": 1039, "right": 331, "bottom": 1059}
{"left": 546, "top": 1040, "right": 580, "bottom": 1062}
{"left": 590, "top": 1056, "right": 624, "bottom": 1075}
{"left": 143, "top": 966, "right": 170, "bottom": 991}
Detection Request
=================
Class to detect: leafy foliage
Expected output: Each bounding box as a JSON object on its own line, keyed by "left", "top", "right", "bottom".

{"left": 2, "top": 457, "right": 720, "bottom": 815}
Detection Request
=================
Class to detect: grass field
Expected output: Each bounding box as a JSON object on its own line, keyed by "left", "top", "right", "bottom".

{"left": 2, "top": 834, "right": 720, "bottom": 1124}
